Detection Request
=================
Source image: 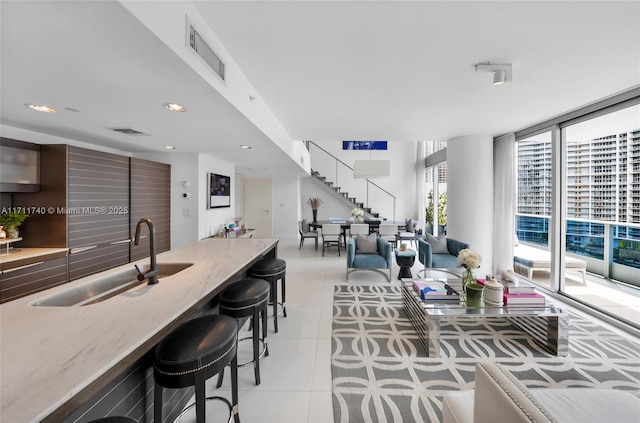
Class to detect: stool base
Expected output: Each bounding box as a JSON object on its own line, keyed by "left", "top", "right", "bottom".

{"left": 268, "top": 301, "right": 286, "bottom": 318}
{"left": 237, "top": 335, "right": 269, "bottom": 367}
{"left": 175, "top": 396, "right": 237, "bottom": 423}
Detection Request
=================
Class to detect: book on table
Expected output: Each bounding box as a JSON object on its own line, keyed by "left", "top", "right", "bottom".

{"left": 502, "top": 279, "right": 536, "bottom": 294}
{"left": 412, "top": 280, "right": 460, "bottom": 301}
{"left": 503, "top": 292, "right": 546, "bottom": 306}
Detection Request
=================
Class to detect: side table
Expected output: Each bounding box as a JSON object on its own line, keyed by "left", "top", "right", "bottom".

{"left": 394, "top": 249, "right": 416, "bottom": 280}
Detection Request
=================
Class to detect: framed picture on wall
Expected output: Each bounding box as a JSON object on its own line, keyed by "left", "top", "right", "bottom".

{"left": 208, "top": 172, "right": 231, "bottom": 208}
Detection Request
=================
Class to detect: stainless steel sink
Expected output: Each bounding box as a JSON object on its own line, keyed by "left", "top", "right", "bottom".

{"left": 31, "top": 263, "right": 193, "bottom": 307}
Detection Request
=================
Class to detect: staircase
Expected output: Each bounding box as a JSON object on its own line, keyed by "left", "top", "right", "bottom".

{"left": 307, "top": 141, "right": 396, "bottom": 220}
{"left": 310, "top": 169, "right": 381, "bottom": 218}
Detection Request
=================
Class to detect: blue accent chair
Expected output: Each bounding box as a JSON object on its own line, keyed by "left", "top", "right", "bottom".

{"left": 346, "top": 237, "right": 392, "bottom": 281}
{"left": 417, "top": 237, "right": 470, "bottom": 271}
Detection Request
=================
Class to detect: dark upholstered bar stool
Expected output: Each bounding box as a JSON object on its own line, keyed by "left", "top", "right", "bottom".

{"left": 153, "top": 314, "right": 240, "bottom": 423}
{"left": 249, "top": 258, "right": 287, "bottom": 333}
{"left": 88, "top": 418, "right": 137, "bottom": 423}
{"left": 216, "top": 278, "right": 270, "bottom": 387}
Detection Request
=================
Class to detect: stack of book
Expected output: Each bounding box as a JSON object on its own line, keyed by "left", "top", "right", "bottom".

{"left": 412, "top": 280, "right": 460, "bottom": 302}
{"left": 501, "top": 279, "right": 545, "bottom": 306}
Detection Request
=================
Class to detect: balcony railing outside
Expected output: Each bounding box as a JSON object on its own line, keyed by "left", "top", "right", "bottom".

{"left": 516, "top": 214, "right": 640, "bottom": 287}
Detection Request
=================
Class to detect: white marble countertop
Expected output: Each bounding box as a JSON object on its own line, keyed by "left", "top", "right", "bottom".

{"left": 0, "top": 237, "right": 278, "bottom": 422}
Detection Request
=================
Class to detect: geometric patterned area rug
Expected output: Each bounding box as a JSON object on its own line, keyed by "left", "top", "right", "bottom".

{"left": 332, "top": 284, "right": 640, "bottom": 423}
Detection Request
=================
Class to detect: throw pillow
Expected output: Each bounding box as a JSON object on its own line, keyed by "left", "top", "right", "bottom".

{"left": 302, "top": 219, "right": 310, "bottom": 233}
{"left": 356, "top": 233, "right": 378, "bottom": 254}
{"left": 425, "top": 233, "right": 449, "bottom": 254}
{"left": 405, "top": 218, "right": 415, "bottom": 232}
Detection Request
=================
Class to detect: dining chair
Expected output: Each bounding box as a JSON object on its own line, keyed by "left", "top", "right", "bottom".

{"left": 397, "top": 218, "right": 418, "bottom": 248}
{"left": 298, "top": 220, "right": 318, "bottom": 250}
{"left": 378, "top": 223, "right": 398, "bottom": 248}
{"left": 349, "top": 223, "right": 369, "bottom": 238}
{"left": 321, "top": 224, "right": 342, "bottom": 256}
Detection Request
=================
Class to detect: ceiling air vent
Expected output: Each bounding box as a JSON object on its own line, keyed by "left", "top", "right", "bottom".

{"left": 111, "top": 128, "right": 148, "bottom": 136}
{"left": 186, "top": 17, "right": 225, "bottom": 81}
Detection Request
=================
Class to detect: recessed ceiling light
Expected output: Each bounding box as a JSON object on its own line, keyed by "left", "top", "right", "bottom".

{"left": 163, "top": 103, "right": 187, "bottom": 112}
{"left": 25, "top": 104, "right": 57, "bottom": 113}
{"left": 240, "top": 145, "right": 252, "bottom": 150}
{"left": 164, "top": 145, "right": 176, "bottom": 150}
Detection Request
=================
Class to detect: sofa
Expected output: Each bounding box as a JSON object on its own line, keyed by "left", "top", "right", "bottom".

{"left": 442, "top": 362, "right": 640, "bottom": 423}
{"left": 346, "top": 236, "right": 392, "bottom": 281}
{"left": 417, "top": 236, "right": 469, "bottom": 269}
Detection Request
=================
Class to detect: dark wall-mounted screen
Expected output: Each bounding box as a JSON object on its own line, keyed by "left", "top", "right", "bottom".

{"left": 208, "top": 172, "right": 231, "bottom": 208}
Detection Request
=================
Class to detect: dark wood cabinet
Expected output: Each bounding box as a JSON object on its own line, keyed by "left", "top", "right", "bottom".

{"left": 6, "top": 143, "right": 172, "bottom": 298}
{"left": 67, "top": 146, "right": 131, "bottom": 280}
{"left": 130, "top": 157, "right": 171, "bottom": 261}
{"left": 0, "top": 252, "right": 68, "bottom": 303}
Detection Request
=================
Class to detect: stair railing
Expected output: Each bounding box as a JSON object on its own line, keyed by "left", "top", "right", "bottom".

{"left": 306, "top": 141, "right": 396, "bottom": 221}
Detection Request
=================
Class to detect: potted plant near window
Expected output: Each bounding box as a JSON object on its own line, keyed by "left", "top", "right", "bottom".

{"left": 425, "top": 190, "right": 447, "bottom": 235}
{"left": 307, "top": 197, "right": 324, "bottom": 223}
{"left": 438, "top": 192, "right": 447, "bottom": 235}
{"left": 0, "top": 209, "right": 29, "bottom": 239}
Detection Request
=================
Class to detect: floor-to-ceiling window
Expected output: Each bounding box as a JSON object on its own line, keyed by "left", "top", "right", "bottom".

{"left": 425, "top": 141, "right": 447, "bottom": 236}
{"left": 515, "top": 131, "right": 553, "bottom": 286}
{"left": 514, "top": 92, "right": 640, "bottom": 328}
{"left": 561, "top": 103, "right": 640, "bottom": 324}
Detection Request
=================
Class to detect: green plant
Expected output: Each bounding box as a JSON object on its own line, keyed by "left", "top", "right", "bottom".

{"left": 426, "top": 191, "right": 434, "bottom": 225}
{"left": 438, "top": 192, "right": 447, "bottom": 226}
{"left": 307, "top": 197, "right": 324, "bottom": 210}
{"left": 0, "top": 209, "right": 29, "bottom": 229}
{"left": 425, "top": 190, "right": 447, "bottom": 226}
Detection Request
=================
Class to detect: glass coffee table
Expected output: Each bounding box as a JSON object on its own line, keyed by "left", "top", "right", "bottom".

{"left": 401, "top": 269, "right": 569, "bottom": 357}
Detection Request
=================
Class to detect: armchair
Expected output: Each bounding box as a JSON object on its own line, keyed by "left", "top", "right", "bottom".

{"left": 347, "top": 236, "right": 392, "bottom": 282}
{"left": 417, "top": 236, "right": 469, "bottom": 272}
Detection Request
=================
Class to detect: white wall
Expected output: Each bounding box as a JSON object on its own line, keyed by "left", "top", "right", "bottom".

{"left": 198, "top": 154, "right": 236, "bottom": 239}
{"left": 272, "top": 174, "right": 300, "bottom": 238}
{"left": 446, "top": 135, "right": 494, "bottom": 277}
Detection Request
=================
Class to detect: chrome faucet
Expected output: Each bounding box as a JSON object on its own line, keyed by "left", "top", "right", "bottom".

{"left": 134, "top": 217, "right": 159, "bottom": 284}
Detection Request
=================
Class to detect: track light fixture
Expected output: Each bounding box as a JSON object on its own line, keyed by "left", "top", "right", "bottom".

{"left": 475, "top": 62, "right": 512, "bottom": 85}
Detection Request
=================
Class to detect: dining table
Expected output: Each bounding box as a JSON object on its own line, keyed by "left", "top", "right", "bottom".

{"left": 310, "top": 219, "right": 407, "bottom": 247}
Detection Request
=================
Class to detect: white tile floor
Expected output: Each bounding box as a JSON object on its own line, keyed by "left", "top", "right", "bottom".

{"left": 173, "top": 237, "right": 401, "bottom": 423}
{"left": 176, "top": 236, "right": 639, "bottom": 423}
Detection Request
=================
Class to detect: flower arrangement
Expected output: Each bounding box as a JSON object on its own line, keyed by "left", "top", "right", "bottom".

{"left": 351, "top": 208, "right": 364, "bottom": 218}
{"left": 307, "top": 197, "right": 324, "bottom": 210}
{"left": 458, "top": 248, "right": 482, "bottom": 288}
{"left": 457, "top": 248, "right": 482, "bottom": 269}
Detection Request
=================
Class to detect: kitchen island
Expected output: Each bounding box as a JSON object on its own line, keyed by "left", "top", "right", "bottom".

{"left": 0, "top": 237, "right": 278, "bottom": 422}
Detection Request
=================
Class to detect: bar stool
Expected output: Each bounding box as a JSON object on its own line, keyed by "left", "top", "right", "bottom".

{"left": 153, "top": 314, "right": 239, "bottom": 423}
{"left": 88, "top": 418, "right": 137, "bottom": 423}
{"left": 216, "top": 278, "right": 270, "bottom": 387}
{"left": 250, "top": 258, "right": 287, "bottom": 333}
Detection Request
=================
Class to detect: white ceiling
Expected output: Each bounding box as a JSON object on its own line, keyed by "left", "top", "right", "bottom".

{"left": 2, "top": 1, "right": 639, "bottom": 176}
